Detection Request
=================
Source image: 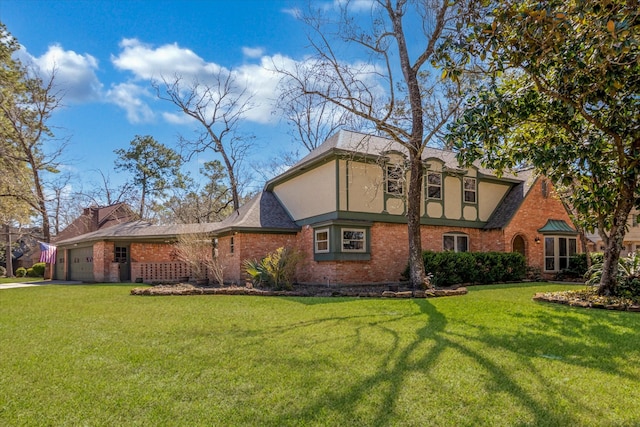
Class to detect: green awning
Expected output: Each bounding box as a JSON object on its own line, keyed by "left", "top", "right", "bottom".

{"left": 537, "top": 219, "right": 578, "bottom": 235}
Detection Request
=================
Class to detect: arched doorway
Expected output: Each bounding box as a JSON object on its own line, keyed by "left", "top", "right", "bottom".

{"left": 512, "top": 235, "right": 526, "bottom": 257}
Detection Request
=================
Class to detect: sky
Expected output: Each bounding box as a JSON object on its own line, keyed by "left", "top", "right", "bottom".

{"left": 0, "top": 0, "right": 377, "bottom": 196}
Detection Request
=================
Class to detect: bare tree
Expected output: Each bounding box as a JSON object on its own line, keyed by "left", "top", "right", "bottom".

{"left": 274, "top": 0, "right": 472, "bottom": 287}
{"left": 154, "top": 70, "right": 255, "bottom": 211}
{"left": 276, "top": 80, "right": 367, "bottom": 153}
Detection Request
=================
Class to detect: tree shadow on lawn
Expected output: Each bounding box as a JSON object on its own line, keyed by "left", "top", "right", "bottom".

{"left": 261, "top": 299, "right": 609, "bottom": 426}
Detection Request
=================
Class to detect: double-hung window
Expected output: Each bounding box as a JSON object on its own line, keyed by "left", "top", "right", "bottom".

{"left": 443, "top": 233, "right": 469, "bottom": 252}
{"left": 463, "top": 177, "right": 476, "bottom": 204}
{"left": 386, "top": 164, "right": 404, "bottom": 195}
{"left": 314, "top": 228, "right": 330, "bottom": 253}
{"left": 427, "top": 172, "right": 442, "bottom": 199}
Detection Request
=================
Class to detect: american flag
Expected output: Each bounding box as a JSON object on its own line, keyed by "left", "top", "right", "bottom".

{"left": 39, "top": 242, "right": 57, "bottom": 264}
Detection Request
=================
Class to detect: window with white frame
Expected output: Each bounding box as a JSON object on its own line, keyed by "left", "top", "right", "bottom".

{"left": 427, "top": 172, "right": 442, "bottom": 199}
{"left": 544, "top": 236, "right": 577, "bottom": 271}
{"left": 463, "top": 177, "right": 476, "bottom": 203}
{"left": 386, "top": 164, "right": 404, "bottom": 195}
{"left": 342, "top": 228, "right": 366, "bottom": 252}
{"left": 230, "top": 236, "right": 235, "bottom": 254}
{"left": 314, "top": 228, "right": 330, "bottom": 253}
{"left": 443, "top": 233, "right": 469, "bottom": 252}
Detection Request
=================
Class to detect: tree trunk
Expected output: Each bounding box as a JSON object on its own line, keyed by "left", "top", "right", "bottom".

{"left": 598, "top": 180, "right": 636, "bottom": 295}
{"left": 5, "top": 224, "right": 14, "bottom": 277}
{"left": 406, "top": 152, "right": 426, "bottom": 288}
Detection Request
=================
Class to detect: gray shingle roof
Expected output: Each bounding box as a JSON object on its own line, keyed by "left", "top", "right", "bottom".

{"left": 55, "top": 220, "right": 223, "bottom": 246}
{"left": 483, "top": 169, "right": 537, "bottom": 229}
{"left": 287, "top": 130, "right": 522, "bottom": 181}
{"left": 215, "top": 191, "right": 299, "bottom": 232}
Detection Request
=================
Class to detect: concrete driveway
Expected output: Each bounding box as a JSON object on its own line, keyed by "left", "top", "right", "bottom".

{"left": 0, "top": 280, "right": 83, "bottom": 289}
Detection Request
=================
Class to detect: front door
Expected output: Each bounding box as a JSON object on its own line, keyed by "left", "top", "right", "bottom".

{"left": 114, "top": 245, "right": 130, "bottom": 282}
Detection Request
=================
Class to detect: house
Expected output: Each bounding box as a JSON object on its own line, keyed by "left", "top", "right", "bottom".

{"left": 54, "top": 131, "right": 579, "bottom": 284}
{"left": 585, "top": 209, "right": 640, "bottom": 257}
{"left": 53, "top": 203, "right": 139, "bottom": 243}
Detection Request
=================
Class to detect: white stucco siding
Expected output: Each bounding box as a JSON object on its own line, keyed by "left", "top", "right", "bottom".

{"left": 273, "top": 161, "right": 336, "bottom": 221}
{"left": 478, "top": 182, "right": 510, "bottom": 221}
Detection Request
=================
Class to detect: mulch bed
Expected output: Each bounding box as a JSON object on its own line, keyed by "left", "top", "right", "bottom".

{"left": 130, "top": 283, "right": 467, "bottom": 298}
{"left": 533, "top": 290, "right": 640, "bottom": 312}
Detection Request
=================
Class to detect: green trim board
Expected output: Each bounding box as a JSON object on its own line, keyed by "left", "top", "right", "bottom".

{"left": 297, "top": 210, "right": 487, "bottom": 229}
{"left": 312, "top": 220, "right": 372, "bottom": 262}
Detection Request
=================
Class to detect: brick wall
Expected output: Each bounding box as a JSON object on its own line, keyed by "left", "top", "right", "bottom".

{"left": 93, "top": 241, "right": 114, "bottom": 282}
{"left": 131, "top": 242, "right": 177, "bottom": 263}
{"left": 503, "top": 177, "right": 576, "bottom": 274}
{"left": 217, "top": 233, "right": 298, "bottom": 284}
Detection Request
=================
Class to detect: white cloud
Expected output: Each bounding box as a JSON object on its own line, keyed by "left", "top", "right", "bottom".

{"left": 242, "top": 46, "right": 265, "bottom": 59}
{"left": 281, "top": 7, "right": 302, "bottom": 19}
{"left": 161, "top": 112, "right": 196, "bottom": 125}
{"left": 109, "top": 38, "right": 385, "bottom": 128}
{"left": 106, "top": 82, "right": 154, "bottom": 123}
{"left": 332, "top": 0, "right": 376, "bottom": 12}
{"left": 28, "top": 44, "right": 102, "bottom": 103}
{"left": 112, "top": 38, "right": 223, "bottom": 81}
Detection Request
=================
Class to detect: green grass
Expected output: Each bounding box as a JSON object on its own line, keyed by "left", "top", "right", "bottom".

{"left": 0, "top": 276, "right": 42, "bottom": 284}
{"left": 1, "top": 283, "right": 639, "bottom": 426}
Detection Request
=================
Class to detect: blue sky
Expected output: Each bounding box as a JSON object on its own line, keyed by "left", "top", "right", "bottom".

{"left": 1, "top": 0, "right": 375, "bottom": 195}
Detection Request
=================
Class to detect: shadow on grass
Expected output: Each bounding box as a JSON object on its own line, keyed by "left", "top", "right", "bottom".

{"left": 260, "top": 295, "right": 639, "bottom": 426}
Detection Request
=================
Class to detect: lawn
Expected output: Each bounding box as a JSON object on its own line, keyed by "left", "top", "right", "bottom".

{"left": 1, "top": 283, "right": 639, "bottom": 426}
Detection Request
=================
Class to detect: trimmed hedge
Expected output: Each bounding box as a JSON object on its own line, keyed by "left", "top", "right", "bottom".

{"left": 405, "top": 251, "right": 527, "bottom": 287}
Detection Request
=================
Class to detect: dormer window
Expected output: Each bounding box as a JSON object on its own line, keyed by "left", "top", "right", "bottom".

{"left": 386, "top": 164, "right": 404, "bottom": 195}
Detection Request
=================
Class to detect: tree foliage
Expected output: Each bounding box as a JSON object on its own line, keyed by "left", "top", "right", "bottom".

{"left": 444, "top": 0, "right": 639, "bottom": 295}
{"left": 151, "top": 160, "right": 234, "bottom": 224}
{"left": 114, "top": 135, "right": 184, "bottom": 219}
{"left": 0, "top": 23, "right": 64, "bottom": 242}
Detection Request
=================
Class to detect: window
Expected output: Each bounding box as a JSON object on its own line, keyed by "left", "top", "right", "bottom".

{"left": 443, "top": 234, "right": 468, "bottom": 252}
{"left": 315, "top": 228, "right": 329, "bottom": 253}
{"left": 544, "top": 236, "right": 577, "bottom": 271}
{"left": 114, "top": 246, "right": 127, "bottom": 263}
{"left": 633, "top": 214, "right": 639, "bottom": 227}
{"left": 463, "top": 177, "right": 476, "bottom": 203}
{"left": 427, "top": 172, "right": 442, "bottom": 199}
{"left": 386, "top": 164, "right": 404, "bottom": 195}
{"left": 230, "top": 236, "right": 235, "bottom": 254}
{"left": 342, "top": 228, "right": 366, "bottom": 252}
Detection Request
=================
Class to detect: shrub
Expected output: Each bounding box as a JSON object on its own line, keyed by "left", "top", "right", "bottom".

{"left": 173, "top": 233, "right": 224, "bottom": 286}
{"left": 15, "top": 267, "right": 26, "bottom": 277}
{"left": 243, "top": 247, "right": 304, "bottom": 291}
{"left": 558, "top": 253, "right": 603, "bottom": 280}
{"left": 31, "top": 263, "right": 46, "bottom": 277}
{"left": 585, "top": 252, "right": 640, "bottom": 297}
{"left": 405, "top": 251, "right": 527, "bottom": 287}
{"left": 0, "top": 265, "right": 6, "bottom": 277}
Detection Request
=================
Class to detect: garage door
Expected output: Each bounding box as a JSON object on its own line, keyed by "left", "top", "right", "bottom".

{"left": 69, "top": 246, "right": 94, "bottom": 282}
{"left": 54, "top": 250, "right": 65, "bottom": 280}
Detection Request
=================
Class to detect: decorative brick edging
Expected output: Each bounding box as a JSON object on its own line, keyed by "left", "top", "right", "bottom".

{"left": 130, "top": 284, "right": 468, "bottom": 298}
{"left": 533, "top": 293, "right": 640, "bottom": 312}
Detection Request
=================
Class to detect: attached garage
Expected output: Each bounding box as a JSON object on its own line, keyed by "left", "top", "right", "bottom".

{"left": 68, "top": 245, "right": 94, "bottom": 282}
